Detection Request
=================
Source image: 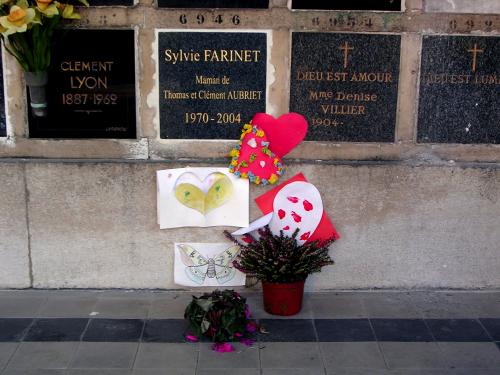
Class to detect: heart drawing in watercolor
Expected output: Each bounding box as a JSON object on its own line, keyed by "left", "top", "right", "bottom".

{"left": 174, "top": 172, "right": 233, "bottom": 215}
{"left": 269, "top": 181, "right": 323, "bottom": 244}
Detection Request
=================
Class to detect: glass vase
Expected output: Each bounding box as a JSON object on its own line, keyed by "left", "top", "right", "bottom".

{"left": 25, "top": 71, "right": 48, "bottom": 117}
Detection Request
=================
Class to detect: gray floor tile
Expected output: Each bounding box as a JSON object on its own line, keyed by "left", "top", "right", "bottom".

{"left": 260, "top": 342, "right": 323, "bottom": 368}
{"left": 438, "top": 342, "right": 500, "bottom": 368}
{"left": 6, "top": 342, "right": 78, "bottom": 369}
{"left": 66, "top": 370, "right": 132, "bottom": 374}
{"left": 245, "top": 294, "right": 313, "bottom": 319}
{"left": 134, "top": 343, "right": 198, "bottom": 369}
{"left": 38, "top": 296, "right": 97, "bottom": 318}
{"left": 411, "top": 293, "right": 478, "bottom": 319}
{"left": 464, "top": 293, "right": 500, "bottom": 318}
{"left": 148, "top": 293, "right": 193, "bottom": 319}
{"left": 70, "top": 342, "right": 138, "bottom": 369}
{"left": 362, "top": 293, "right": 423, "bottom": 319}
{"left": 197, "top": 370, "right": 260, "bottom": 375}
{"left": 320, "top": 342, "right": 386, "bottom": 369}
{"left": 92, "top": 297, "right": 152, "bottom": 319}
{"left": 311, "top": 293, "right": 367, "bottom": 319}
{"left": 2, "top": 370, "right": 66, "bottom": 375}
{"left": 379, "top": 342, "right": 448, "bottom": 369}
{"left": 262, "top": 369, "right": 325, "bottom": 375}
{"left": 197, "top": 343, "right": 259, "bottom": 369}
{"left": 387, "top": 371, "right": 454, "bottom": 375}
{"left": 133, "top": 369, "right": 194, "bottom": 375}
{"left": 0, "top": 296, "right": 46, "bottom": 318}
{"left": 0, "top": 343, "right": 18, "bottom": 370}
{"left": 325, "top": 369, "right": 391, "bottom": 375}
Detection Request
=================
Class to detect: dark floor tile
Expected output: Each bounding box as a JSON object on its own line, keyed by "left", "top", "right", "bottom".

{"left": 142, "top": 319, "right": 188, "bottom": 343}
{"left": 370, "top": 319, "right": 433, "bottom": 342}
{"left": 82, "top": 319, "right": 144, "bottom": 342}
{"left": 24, "top": 318, "right": 88, "bottom": 342}
{"left": 496, "top": 342, "right": 500, "bottom": 351}
{"left": 315, "top": 319, "right": 375, "bottom": 342}
{"left": 0, "top": 319, "right": 32, "bottom": 342}
{"left": 480, "top": 319, "right": 500, "bottom": 341}
{"left": 258, "top": 319, "right": 316, "bottom": 342}
{"left": 426, "top": 319, "right": 490, "bottom": 342}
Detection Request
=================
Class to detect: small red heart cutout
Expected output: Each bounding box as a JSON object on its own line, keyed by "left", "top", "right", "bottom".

{"left": 278, "top": 209, "right": 286, "bottom": 219}
{"left": 283, "top": 225, "right": 290, "bottom": 230}
{"left": 287, "top": 196, "right": 299, "bottom": 203}
{"left": 291, "top": 211, "right": 302, "bottom": 223}
{"left": 300, "top": 231, "right": 311, "bottom": 241}
{"left": 303, "top": 200, "right": 313, "bottom": 211}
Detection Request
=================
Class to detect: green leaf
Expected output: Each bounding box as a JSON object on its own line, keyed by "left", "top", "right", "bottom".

{"left": 196, "top": 298, "right": 214, "bottom": 312}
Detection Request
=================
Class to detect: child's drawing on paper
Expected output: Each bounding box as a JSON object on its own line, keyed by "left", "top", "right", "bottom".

{"left": 174, "top": 243, "right": 246, "bottom": 287}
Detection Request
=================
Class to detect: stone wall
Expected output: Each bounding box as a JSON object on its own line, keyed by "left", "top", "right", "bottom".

{"left": 0, "top": 0, "right": 499, "bottom": 289}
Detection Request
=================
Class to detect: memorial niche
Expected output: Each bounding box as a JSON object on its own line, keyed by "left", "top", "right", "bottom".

{"left": 28, "top": 29, "right": 136, "bottom": 139}
{"left": 0, "top": 53, "right": 5, "bottom": 137}
{"left": 418, "top": 35, "right": 500, "bottom": 144}
{"left": 157, "top": 0, "right": 268, "bottom": 8}
{"left": 290, "top": 32, "right": 401, "bottom": 142}
{"left": 291, "top": 0, "right": 401, "bottom": 11}
{"left": 158, "top": 31, "right": 267, "bottom": 139}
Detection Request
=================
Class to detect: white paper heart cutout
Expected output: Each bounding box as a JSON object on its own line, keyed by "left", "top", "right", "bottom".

{"left": 247, "top": 138, "right": 257, "bottom": 148}
{"left": 260, "top": 161, "right": 266, "bottom": 168}
{"left": 269, "top": 181, "right": 323, "bottom": 244}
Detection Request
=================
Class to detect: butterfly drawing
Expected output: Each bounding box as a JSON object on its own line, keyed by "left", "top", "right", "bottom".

{"left": 177, "top": 244, "right": 241, "bottom": 285}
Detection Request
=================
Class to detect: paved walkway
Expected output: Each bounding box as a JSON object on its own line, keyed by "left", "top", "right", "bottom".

{"left": 0, "top": 290, "right": 499, "bottom": 374}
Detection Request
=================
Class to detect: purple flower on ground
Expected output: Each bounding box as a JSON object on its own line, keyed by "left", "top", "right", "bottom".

{"left": 212, "top": 342, "right": 234, "bottom": 353}
{"left": 246, "top": 321, "right": 258, "bottom": 333}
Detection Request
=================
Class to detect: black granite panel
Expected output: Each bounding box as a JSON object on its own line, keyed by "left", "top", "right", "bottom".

{"left": 28, "top": 29, "right": 136, "bottom": 139}
{"left": 83, "top": 319, "right": 144, "bottom": 342}
{"left": 371, "top": 319, "right": 434, "bottom": 342}
{"left": 480, "top": 319, "right": 500, "bottom": 341}
{"left": 258, "top": 319, "right": 317, "bottom": 342}
{"left": 158, "top": 0, "right": 268, "bottom": 8}
{"left": 142, "top": 319, "right": 189, "bottom": 342}
{"left": 24, "top": 318, "right": 88, "bottom": 342}
{"left": 418, "top": 35, "right": 500, "bottom": 144}
{"left": 0, "top": 51, "right": 5, "bottom": 137}
{"left": 158, "top": 31, "right": 266, "bottom": 139}
{"left": 290, "top": 32, "right": 400, "bottom": 142}
{"left": 426, "top": 319, "right": 490, "bottom": 342}
{"left": 315, "top": 319, "right": 375, "bottom": 341}
{"left": 292, "top": 0, "right": 401, "bottom": 11}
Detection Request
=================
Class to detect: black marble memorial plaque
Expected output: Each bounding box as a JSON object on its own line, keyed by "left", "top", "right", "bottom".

{"left": 28, "top": 29, "right": 136, "bottom": 139}
{"left": 290, "top": 32, "right": 400, "bottom": 142}
{"left": 291, "top": 0, "right": 401, "bottom": 11}
{"left": 158, "top": 0, "right": 268, "bottom": 8}
{"left": 418, "top": 35, "right": 500, "bottom": 144}
{"left": 158, "top": 31, "right": 267, "bottom": 139}
{"left": 0, "top": 52, "right": 5, "bottom": 137}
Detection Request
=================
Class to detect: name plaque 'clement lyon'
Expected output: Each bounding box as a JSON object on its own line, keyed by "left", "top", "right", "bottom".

{"left": 290, "top": 33, "right": 400, "bottom": 142}
{"left": 29, "top": 29, "right": 136, "bottom": 139}
{"left": 418, "top": 36, "right": 500, "bottom": 144}
{"left": 158, "top": 31, "right": 267, "bottom": 139}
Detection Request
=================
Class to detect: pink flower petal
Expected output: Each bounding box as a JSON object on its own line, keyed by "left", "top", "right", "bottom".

{"left": 185, "top": 334, "right": 198, "bottom": 342}
{"left": 212, "top": 342, "right": 235, "bottom": 353}
{"left": 234, "top": 332, "right": 243, "bottom": 337}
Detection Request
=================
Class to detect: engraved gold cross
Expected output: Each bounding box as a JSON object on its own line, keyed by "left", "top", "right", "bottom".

{"left": 467, "top": 43, "right": 484, "bottom": 73}
{"left": 339, "top": 41, "right": 354, "bottom": 69}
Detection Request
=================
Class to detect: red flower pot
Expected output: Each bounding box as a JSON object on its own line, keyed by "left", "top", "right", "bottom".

{"left": 262, "top": 280, "right": 305, "bottom": 316}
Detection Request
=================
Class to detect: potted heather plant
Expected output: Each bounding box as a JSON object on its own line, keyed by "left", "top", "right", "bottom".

{"left": 225, "top": 226, "right": 336, "bottom": 316}
{"left": 184, "top": 290, "right": 257, "bottom": 352}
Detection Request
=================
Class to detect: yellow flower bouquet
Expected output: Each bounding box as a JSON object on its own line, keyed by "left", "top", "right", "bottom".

{"left": 0, "top": 0, "right": 87, "bottom": 115}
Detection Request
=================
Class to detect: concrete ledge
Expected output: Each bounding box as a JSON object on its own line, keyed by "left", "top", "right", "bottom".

{"left": 425, "top": 0, "right": 500, "bottom": 14}
{"left": 0, "top": 160, "right": 495, "bottom": 289}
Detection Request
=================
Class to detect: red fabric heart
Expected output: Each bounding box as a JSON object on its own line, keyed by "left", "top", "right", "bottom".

{"left": 228, "top": 125, "right": 283, "bottom": 185}
{"left": 251, "top": 113, "right": 308, "bottom": 158}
